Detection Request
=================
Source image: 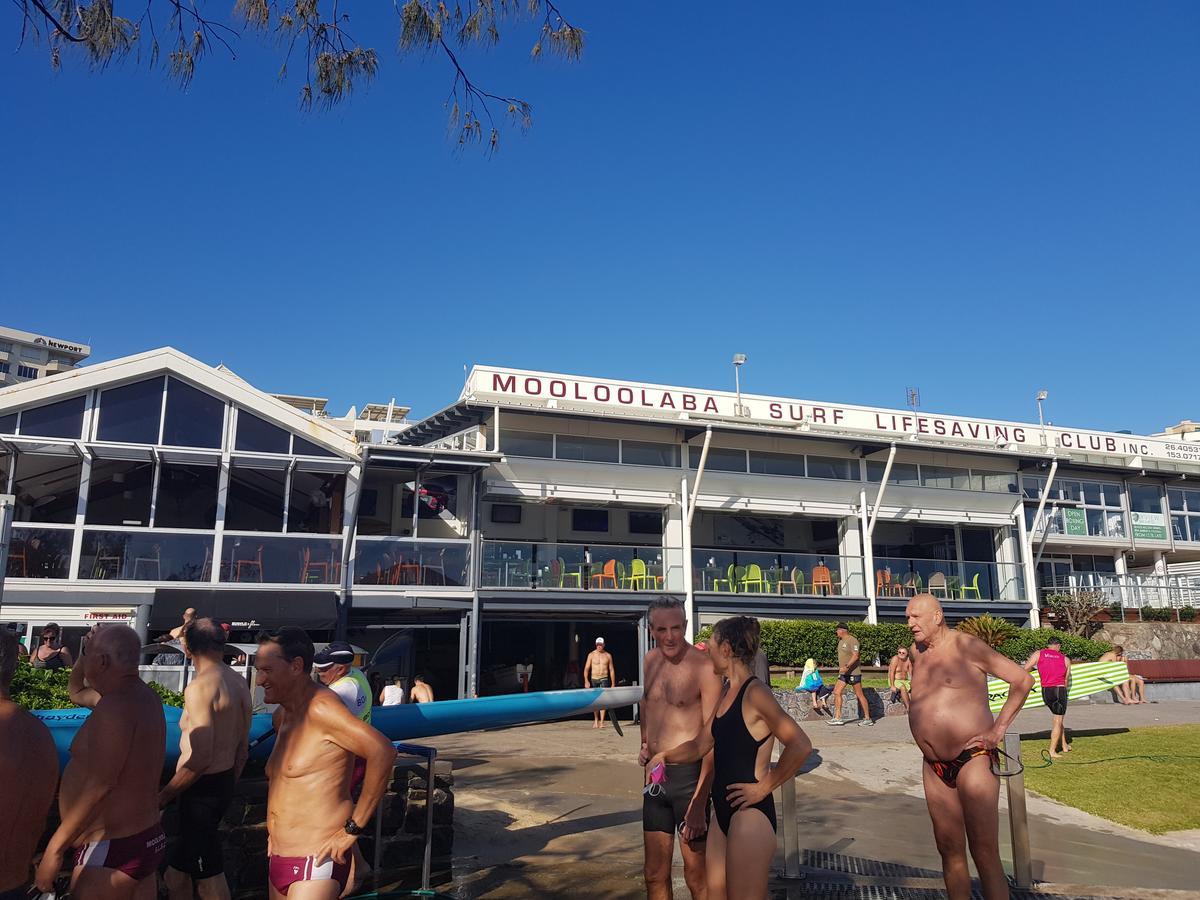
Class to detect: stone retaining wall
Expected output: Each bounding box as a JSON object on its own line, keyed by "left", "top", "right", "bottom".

{"left": 773, "top": 687, "right": 905, "bottom": 722}
{"left": 1089, "top": 622, "right": 1200, "bottom": 660}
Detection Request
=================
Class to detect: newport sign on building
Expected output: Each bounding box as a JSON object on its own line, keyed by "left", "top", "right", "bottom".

{"left": 3, "top": 352, "right": 1200, "bottom": 699}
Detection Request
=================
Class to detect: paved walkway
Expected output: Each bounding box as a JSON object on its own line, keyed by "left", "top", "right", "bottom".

{"left": 424, "top": 699, "right": 1200, "bottom": 898}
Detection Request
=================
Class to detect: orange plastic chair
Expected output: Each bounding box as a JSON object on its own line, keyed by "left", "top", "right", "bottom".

{"left": 812, "top": 564, "right": 833, "bottom": 595}
{"left": 590, "top": 559, "right": 618, "bottom": 589}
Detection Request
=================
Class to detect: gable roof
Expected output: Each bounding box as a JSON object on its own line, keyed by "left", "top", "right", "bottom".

{"left": 0, "top": 347, "right": 358, "bottom": 459}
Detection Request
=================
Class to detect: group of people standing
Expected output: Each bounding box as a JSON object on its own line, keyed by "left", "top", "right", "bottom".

{"left": 635, "top": 593, "right": 1036, "bottom": 900}
{"left": 1, "top": 619, "right": 402, "bottom": 900}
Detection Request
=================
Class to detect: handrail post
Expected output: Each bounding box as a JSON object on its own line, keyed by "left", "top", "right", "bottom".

{"left": 376, "top": 742, "right": 439, "bottom": 895}
{"left": 1003, "top": 732, "right": 1033, "bottom": 889}
{"left": 772, "top": 751, "right": 802, "bottom": 879}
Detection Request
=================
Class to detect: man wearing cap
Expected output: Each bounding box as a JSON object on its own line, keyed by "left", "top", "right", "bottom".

{"left": 828, "top": 622, "right": 873, "bottom": 726}
{"left": 584, "top": 637, "right": 616, "bottom": 729}
{"left": 314, "top": 641, "right": 372, "bottom": 726}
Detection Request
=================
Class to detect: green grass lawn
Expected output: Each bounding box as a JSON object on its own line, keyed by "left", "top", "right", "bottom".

{"left": 1021, "top": 725, "right": 1200, "bottom": 834}
{"left": 772, "top": 674, "right": 892, "bottom": 692}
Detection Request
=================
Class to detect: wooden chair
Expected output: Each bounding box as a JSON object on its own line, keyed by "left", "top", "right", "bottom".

{"left": 6, "top": 540, "right": 26, "bottom": 577}
{"left": 234, "top": 545, "right": 264, "bottom": 582}
{"left": 590, "top": 559, "right": 618, "bottom": 589}
{"left": 812, "top": 564, "right": 833, "bottom": 595}
{"left": 928, "top": 572, "right": 949, "bottom": 598}
{"left": 300, "top": 546, "right": 333, "bottom": 584}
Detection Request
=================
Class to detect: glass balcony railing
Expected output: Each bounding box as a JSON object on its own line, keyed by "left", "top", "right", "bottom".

{"left": 221, "top": 534, "right": 344, "bottom": 585}
{"left": 80, "top": 530, "right": 214, "bottom": 582}
{"left": 873, "top": 556, "right": 1025, "bottom": 602}
{"left": 693, "top": 550, "right": 863, "bottom": 596}
{"left": 481, "top": 540, "right": 666, "bottom": 590}
{"left": 352, "top": 538, "right": 470, "bottom": 587}
{"left": 6, "top": 526, "right": 73, "bottom": 579}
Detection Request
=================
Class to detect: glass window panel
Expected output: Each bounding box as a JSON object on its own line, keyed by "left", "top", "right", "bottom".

{"left": 97, "top": 378, "right": 164, "bottom": 444}
{"left": 1101, "top": 483, "right": 1122, "bottom": 507}
{"left": 621, "top": 440, "right": 680, "bottom": 468}
{"left": 1129, "top": 485, "right": 1162, "bottom": 514}
{"left": 1060, "top": 481, "right": 1081, "bottom": 502}
{"left": 689, "top": 446, "right": 747, "bottom": 473}
{"left": 355, "top": 467, "right": 416, "bottom": 536}
{"left": 0, "top": 413, "right": 16, "bottom": 433}
{"left": 289, "top": 471, "right": 346, "bottom": 533}
{"left": 0, "top": 453, "right": 8, "bottom": 492}
{"left": 503, "top": 431, "right": 553, "bottom": 458}
{"left": 221, "top": 535, "right": 343, "bottom": 584}
{"left": 19, "top": 396, "right": 85, "bottom": 439}
{"left": 155, "top": 463, "right": 219, "bottom": 529}
{"left": 973, "top": 471, "right": 1018, "bottom": 493}
{"left": 868, "top": 461, "right": 920, "bottom": 485}
{"left": 162, "top": 378, "right": 224, "bottom": 448}
{"left": 1105, "top": 511, "right": 1126, "bottom": 538}
{"left": 86, "top": 460, "right": 155, "bottom": 526}
{"left": 1169, "top": 489, "right": 1185, "bottom": 511}
{"left": 807, "top": 456, "right": 853, "bottom": 480}
{"left": 79, "top": 531, "right": 213, "bottom": 581}
{"left": 921, "top": 466, "right": 970, "bottom": 489}
{"left": 1021, "top": 476, "right": 1043, "bottom": 499}
{"left": 225, "top": 465, "right": 286, "bottom": 531}
{"left": 235, "top": 412, "right": 290, "bottom": 454}
{"left": 1188, "top": 491, "right": 1200, "bottom": 513}
{"left": 1192, "top": 516, "right": 1200, "bottom": 542}
{"left": 292, "top": 436, "right": 336, "bottom": 458}
{"left": 1082, "top": 482, "right": 1102, "bottom": 505}
{"left": 7, "top": 527, "right": 72, "bottom": 578}
{"left": 416, "top": 474, "right": 462, "bottom": 538}
{"left": 748, "top": 451, "right": 806, "bottom": 477}
{"left": 556, "top": 435, "right": 619, "bottom": 464}
{"left": 1086, "top": 509, "right": 1106, "bottom": 536}
{"left": 13, "top": 454, "right": 82, "bottom": 523}
{"left": 1172, "top": 514, "right": 1188, "bottom": 541}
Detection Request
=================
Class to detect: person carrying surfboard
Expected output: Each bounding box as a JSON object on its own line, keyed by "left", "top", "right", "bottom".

{"left": 905, "top": 594, "right": 1033, "bottom": 900}
{"left": 1025, "top": 636, "right": 1072, "bottom": 757}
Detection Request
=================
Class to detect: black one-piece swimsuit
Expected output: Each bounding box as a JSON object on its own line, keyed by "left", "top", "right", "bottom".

{"left": 711, "top": 676, "right": 777, "bottom": 834}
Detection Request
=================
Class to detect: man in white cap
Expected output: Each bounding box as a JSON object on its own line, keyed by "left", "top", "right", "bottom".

{"left": 584, "top": 637, "right": 616, "bottom": 728}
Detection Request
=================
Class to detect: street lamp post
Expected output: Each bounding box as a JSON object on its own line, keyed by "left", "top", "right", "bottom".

{"left": 732, "top": 354, "right": 747, "bottom": 417}
{"left": 1036, "top": 390, "right": 1048, "bottom": 446}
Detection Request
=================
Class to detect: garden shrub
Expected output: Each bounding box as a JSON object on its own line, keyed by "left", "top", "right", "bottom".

{"left": 697, "top": 619, "right": 910, "bottom": 666}
{"left": 1140, "top": 606, "right": 1174, "bottom": 622}
{"left": 1180, "top": 606, "right": 1197, "bottom": 622}
{"left": 996, "top": 628, "right": 1111, "bottom": 663}
{"left": 11, "top": 662, "right": 184, "bottom": 710}
{"left": 957, "top": 614, "right": 1020, "bottom": 648}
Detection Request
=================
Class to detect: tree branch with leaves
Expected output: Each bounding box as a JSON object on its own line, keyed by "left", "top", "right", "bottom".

{"left": 13, "top": 0, "right": 584, "bottom": 151}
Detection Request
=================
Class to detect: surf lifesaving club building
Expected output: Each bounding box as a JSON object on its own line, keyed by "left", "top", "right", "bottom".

{"left": 3, "top": 351, "right": 1200, "bottom": 698}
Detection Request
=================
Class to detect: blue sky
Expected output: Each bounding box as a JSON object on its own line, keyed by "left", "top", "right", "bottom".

{"left": 1, "top": 1, "right": 1197, "bottom": 432}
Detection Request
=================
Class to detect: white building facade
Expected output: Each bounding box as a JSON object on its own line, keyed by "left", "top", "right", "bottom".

{"left": 4, "top": 355, "right": 1200, "bottom": 697}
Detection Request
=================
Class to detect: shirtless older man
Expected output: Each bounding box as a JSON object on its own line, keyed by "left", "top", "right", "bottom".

{"left": 584, "top": 637, "right": 616, "bottom": 728}
{"left": 638, "top": 597, "right": 722, "bottom": 900}
{"left": 1, "top": 630, "right": 58, "bottom": 900}
{"left": 36, "top": 624, "right": 167, "bottom": 900}
{"left": 256, "top": 626, "right": 397, "bottom": 899}
{"left": 906, "top": 594, "right": 1033, "bottom": 900}
{"left": 160, "top": 618, "right": 252, "bottom": 900}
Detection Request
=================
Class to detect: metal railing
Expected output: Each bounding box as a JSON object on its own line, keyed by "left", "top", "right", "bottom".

{"left": 873, "top": 556, "right": 1026, "bottom": 602}
{"left": 480, "top": 540, "right": 666, "bottom": 590}
{"left": 693, "top": 549, "right": 864, "bottom": 597}
{"left": 1042, "top": 572, "right": 1200, "bottom": 609}
{"left": 367, "top": 742, "right": 438, "bottom": 898}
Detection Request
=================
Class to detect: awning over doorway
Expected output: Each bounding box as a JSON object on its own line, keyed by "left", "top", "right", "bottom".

{"left": 151, "top": 588, "right": 338, "bottom": 632}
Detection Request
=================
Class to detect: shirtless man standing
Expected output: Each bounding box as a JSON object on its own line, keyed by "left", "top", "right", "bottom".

{"left": 1, "top": 630, "right": 58, "bottom": 900}
{"left": 906, "top": 594, "right": 1033, "bottom": 900}
{"left": 36, "top": 625, "right": 167, "bottom": 900}
{"left": 256, "top": 627, "right": 397, "bottom": 899}
{"left": 160, "top": 618, "right": 252, "bottom": 900}
{"left": 409, "top": 673, "right": 434, "bottom": 704}
{"left": 584, "top": 637, "right": 616, "bottom": 728}
{"left": 638, "top": 598, "right": 722, "bottom": 900}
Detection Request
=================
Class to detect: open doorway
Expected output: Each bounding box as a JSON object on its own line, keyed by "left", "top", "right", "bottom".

{"left": 479, "top": 618, "right": 639, "bottom": 699}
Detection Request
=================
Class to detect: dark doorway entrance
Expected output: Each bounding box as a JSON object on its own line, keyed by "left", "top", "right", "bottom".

{"left": 479, "top": 618, "right": 640, "bottom": 699}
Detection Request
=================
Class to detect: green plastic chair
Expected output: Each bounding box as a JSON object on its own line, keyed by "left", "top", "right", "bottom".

{"left": 741, "top": 563, "right": 766, "bottom": 593}
{"left": 623, "top": 558, "right": 651, "bottom": 590}
{"left": 712, "top": 563, "right": 736, "bottom": 592}
{"left": 960, "top": 572, "right": 982, "bottom": 600}
{"left": 555, "top": 557, "right": 582, "bottom": 589}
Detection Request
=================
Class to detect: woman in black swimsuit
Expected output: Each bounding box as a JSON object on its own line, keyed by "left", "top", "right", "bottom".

{"left": 30, "top": 623, "right": 72, "bottom": 670}
{"left": 648, "top": 617, "right": 812, "bottom": 900}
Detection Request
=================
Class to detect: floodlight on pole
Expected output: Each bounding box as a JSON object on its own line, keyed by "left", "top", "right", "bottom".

{"left": 732, "top": 354, "right": 747, "bottom": 417}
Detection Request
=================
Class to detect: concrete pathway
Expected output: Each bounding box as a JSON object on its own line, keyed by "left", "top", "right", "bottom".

{"left": 423, "top": 700, "right": 1200, "bottom": 898}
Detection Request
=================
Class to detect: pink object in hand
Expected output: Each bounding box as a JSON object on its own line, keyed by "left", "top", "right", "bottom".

{"left": 649, "top": 763, "right": 666, "bottom": 785}
{"left": 695, "top": 641, "right": 706, "bottom": 651}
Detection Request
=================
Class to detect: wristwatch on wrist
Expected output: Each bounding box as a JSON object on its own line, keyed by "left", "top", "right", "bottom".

{"left": 344, "top": 818, "right": 363, "bottom": 836}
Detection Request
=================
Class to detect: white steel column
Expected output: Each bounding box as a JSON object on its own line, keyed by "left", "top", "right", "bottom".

{"left": 860, "top": 489, "right": 877, "bottom": 624}
{"left": 1016, "top": 506, "right": 1040, "bottom": 628}
{"left": 681, "top": 475, "right": 695, "bottom": 638}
